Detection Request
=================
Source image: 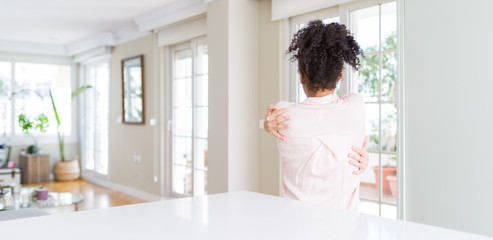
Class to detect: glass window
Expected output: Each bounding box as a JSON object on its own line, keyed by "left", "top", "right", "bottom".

{"left": 171, "top": 39, "right": 208, "bottom": 197}
{"left": 0, "top": 61, "right": 73, "bottom": 141}
{"left": 349, "top": 1, "right": 398, "bottom": 217}
{"left": 0, "top": 62, "right": 12, "bottom": 137}
{"left": 14, "top": 62, "right": 72, "bottom": 136}
{"left": 82, "top": 62, "right": 109, "bottom": 175}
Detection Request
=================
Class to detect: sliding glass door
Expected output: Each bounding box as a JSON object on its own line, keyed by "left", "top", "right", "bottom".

{"left": 347, "top": 1, "right": 398, "bottom": 218}
{"left": 169, "top": 37, "right": 208, "bottom": 197}
{"left": 81, "top": 62, "right": 110, "bottom": 176}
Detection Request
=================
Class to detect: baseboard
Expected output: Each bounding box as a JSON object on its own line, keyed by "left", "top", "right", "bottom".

{"left": 81, "top": 173, "right": 165, "bottom": 202}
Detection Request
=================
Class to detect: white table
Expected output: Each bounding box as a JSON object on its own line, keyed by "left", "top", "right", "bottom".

{"left": 1, "top": 191, "right": 491, "bottom": 240}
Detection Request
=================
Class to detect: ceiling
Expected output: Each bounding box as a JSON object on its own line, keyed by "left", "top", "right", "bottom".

{"left": 0, "top": 0, "right": 178, "bottom": 45}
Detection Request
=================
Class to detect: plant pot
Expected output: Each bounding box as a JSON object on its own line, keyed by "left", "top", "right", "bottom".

{"left": 204, "top": 150, "right": 208, "bottom": 166}
{"left": 54, "top": 159, "right": 80, "bottom": 181}
{"left": 387, "top": 175, "right": 397, "bottom": 199}
{"left": 373, "top": 166, "right": 396, "bottom": 194}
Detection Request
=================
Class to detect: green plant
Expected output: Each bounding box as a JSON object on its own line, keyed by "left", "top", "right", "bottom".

{"left": 359, "top": 31, "right": 397, "bottom": 151}
{"left": 18, "top": 113, "right": 49, "bottom": 154}
{"left": 50, "top": 85, "right": 92, "bottom": 162}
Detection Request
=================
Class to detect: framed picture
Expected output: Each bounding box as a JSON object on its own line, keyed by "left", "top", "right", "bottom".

{"left": 121, "top": 55, "right": 144, "bottom": 124}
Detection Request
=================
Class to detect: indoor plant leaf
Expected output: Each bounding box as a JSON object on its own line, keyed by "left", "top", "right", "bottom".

{"left": 71, "top": 85, "right": 93, "bottom": 99}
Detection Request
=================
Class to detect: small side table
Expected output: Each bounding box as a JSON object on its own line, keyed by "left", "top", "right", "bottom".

{"left": 19, "top": 154, "right": 50, "bottom": 184}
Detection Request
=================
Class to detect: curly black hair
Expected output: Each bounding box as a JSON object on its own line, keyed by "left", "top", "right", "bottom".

{"left": 287, "top": 20, "right": 363, "bottom": 92}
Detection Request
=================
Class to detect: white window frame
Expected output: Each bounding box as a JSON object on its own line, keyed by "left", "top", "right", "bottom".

{"left": 79, "top": 58, "right": 111, "bottom": 179}
{"left": 284, "top": 0, "right": 404, "bottom": 219}
{"left": 340, "top": 0, "right": 403, "bottom": 219}
{"left": 167, "top": 36, "right": 208, "bottom": 198}
{"left": 0, "top": 56, "right": 78, "bottom": 146}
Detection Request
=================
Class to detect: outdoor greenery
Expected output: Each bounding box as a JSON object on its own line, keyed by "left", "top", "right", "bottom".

{"left": 358, "top": 31, "right": 397, "bottom": 152}
{"left": 18, "top": 113, "right": 49, "bottom": 154}
{"left": 358, "top": 31, "right": 397, "bottom": 101}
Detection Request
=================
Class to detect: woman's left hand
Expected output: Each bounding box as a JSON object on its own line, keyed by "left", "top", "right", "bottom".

{"left": 349, "top": 137, "right": 369, "bottom": 175}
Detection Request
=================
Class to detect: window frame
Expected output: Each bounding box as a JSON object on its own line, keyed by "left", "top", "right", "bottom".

{"left": 340, "top": 0, "right": 403, "bottom": 218}
{"left": 0, "top": 56, "right": 78, "bottom": 146}
{"left": 79, "top": 58, "right": 111, "bottom": 179}
{"left": 167, "top": 36, "right": 208, "bottom": 198}
{"left": 285, "top": 0, "right": 404, "bottom": 219}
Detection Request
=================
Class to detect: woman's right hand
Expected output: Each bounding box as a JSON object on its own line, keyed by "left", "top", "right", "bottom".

{"left": 264, "top": 104, "right": 290, "bottom": 141}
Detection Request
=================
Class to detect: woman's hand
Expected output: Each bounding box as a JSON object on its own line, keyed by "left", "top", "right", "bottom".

{"left": 349, "top": 137, "right": 369, "bottom": 175}
{"left": 264, "top": 104, "right": 290, "bottom": 141}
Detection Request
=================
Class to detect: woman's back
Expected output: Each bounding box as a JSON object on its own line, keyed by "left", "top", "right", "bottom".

{"left": 276, "top": 93, "right": 365, "bottom": 210}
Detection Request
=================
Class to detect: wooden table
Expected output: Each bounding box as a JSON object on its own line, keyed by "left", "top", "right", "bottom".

{"left": 0, "top": 191, "right": 491, "bottom": 240}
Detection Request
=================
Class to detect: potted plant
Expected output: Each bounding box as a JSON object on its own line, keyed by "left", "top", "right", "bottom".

{"left": 50, "top": 86, "right": 92, "bottom": 181}
{"left": 373, "top": 156, "right": 397, "bottom": 194}
{"left": 387, "top": 171, "right": 397, "bottom": 199}
{"left": 17, "top": 113, "right": 51, "bottom": 183}
{"left": 18, "top": 113, "right": 49, "bottom": 154}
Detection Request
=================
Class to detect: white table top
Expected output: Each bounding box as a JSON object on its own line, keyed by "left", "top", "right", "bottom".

{"left": 1, "top": 191, "right": 491, "bottom": 240}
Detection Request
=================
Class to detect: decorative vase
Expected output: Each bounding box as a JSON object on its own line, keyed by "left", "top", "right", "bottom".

{"left": 54, "top": 158, "right": 80, "bottom": 181}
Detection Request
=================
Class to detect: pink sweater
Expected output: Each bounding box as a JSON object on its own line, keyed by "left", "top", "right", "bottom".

{"left": 276, "top": 93, "right": 365, "bottom": 210}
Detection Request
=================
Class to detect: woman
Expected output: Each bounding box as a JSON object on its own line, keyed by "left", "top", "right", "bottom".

{"left": 264, "top": 20, "right": 369, "bottom": 210}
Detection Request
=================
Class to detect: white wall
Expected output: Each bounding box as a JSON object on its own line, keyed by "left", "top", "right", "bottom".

{"left": 207, "top": 0, "right": 260, "bottom": 193}
{"left": 227, "top": 0, "right": 260, "bottom": 192}
{"left": 404, "top": 0, "right": 493, "bottom": 236}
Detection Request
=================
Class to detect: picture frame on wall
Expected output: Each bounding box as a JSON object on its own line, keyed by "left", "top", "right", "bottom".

{"left": 121, "top": 55, "right": 144, "bottom": 124}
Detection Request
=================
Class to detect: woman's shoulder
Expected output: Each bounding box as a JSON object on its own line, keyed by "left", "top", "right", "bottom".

{"left": 340, "top": 93, "right": 364, "bottom": 106}
{"left": 274, "top": 101, "right": 296, "bottom": 109}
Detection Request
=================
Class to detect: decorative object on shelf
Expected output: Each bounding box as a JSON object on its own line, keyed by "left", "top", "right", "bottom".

{"left": 19, "top": 154, "right": 49, "bottom": 184}
{"left": 49, "top": 86, "right": 92, "bottom": 181}
{"left": 0, "top": 144, "right": 12, "bottom": 168}
{"left": 33, "top": 185, "right": 49, "bottom": 201}
{"left": 17, "top": 113, "right": 49, "bottom": 154}
{"left": 122, "top": 55, "right": 144, "bottom": 124}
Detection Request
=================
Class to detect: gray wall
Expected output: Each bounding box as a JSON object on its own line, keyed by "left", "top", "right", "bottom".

{"left": 207, "top": 0, "right": 230, "bottom": 194}
{"left": 258, "top": 0, "right": 282, "bottom": 196}
{"left": 404, "top": 0, "right": 493, "bottom": 236}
